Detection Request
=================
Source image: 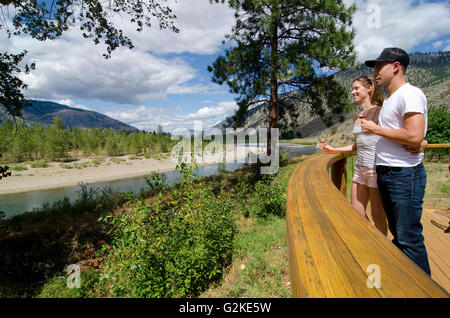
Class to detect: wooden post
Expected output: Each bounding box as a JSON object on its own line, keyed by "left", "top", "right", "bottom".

{"left": 331, "top": 157, "right": 347, "bottom": 196}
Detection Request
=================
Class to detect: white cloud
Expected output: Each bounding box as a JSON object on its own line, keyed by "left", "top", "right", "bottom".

{"left": 434, "top": 39, "right": 450, "bottom": 51}
{"left": 348, "top": 0, "right": 450, "bottom": 62}
{"left": 56, "top": 98, "right": 92, "bottom": 111}
{"left": 104, "top": 101, "right": 237, "bottom": 132}
{"left": 0, "top": 0, "right": 234, "bottom": 106}
{"left": 122, "top": 0, "right": 234, "bottom": 55}
{"left": 187, "top": 101, "right": 238, "bottom": 120}
{"left": 0, "top": 29, "right": 200, "bottom": 105}
{"left": 433, "top": 40, "right": 444, "bottom": 49}
{"left": 105, "top": 105, "right": 178, "bottom": 131}
{"left": 167, "top": 83, "right": 224, "bottom": 95}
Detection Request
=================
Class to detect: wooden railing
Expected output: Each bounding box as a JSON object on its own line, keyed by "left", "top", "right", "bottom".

{"left": 425, "top": 143, "right": 450, "bottom": 149}
{"left": 286, "top": 145, "right": 449, "bottom": 298}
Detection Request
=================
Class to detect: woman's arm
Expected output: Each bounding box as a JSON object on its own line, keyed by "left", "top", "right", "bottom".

{"left": 320, "top": 142, "right": 356, "bottom": 154}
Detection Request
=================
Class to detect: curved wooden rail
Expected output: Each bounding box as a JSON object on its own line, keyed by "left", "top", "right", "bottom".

{"left": 286, "top": 151, "right": 449, "bottom": 298}
{"left": 426, "top": 143, "right": 450, "bottom": 149}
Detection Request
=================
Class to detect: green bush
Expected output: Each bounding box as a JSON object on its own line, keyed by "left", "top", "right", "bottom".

{"left": 37, "top": 267, "right": 100, "bottom": 298}
{"left": 99, "top": 164, "right": 237, "bottom": 297}
{"left": 426, "top": 105, "right": 449, "bottom": 161}
{"left": 10, "top": 165, "right": 28, "bottom": 171}
{"left": 247, "top": 175, "right": 287, "bottom": 220}
{"left": 30, "top": 160, "right": 50, "bottom": 168}
{"left": 59, "top": 163, "right": 73, "bottom": 169}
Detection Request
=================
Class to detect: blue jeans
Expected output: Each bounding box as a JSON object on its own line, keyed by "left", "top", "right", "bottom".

{"left": 376, "top": 162, "right": 431, "bottom": 275}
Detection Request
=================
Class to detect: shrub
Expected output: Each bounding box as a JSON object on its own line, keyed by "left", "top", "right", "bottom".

{"left": 247, "top": 175, "right": 287, "bottom": 220}
{"left": 37, "top": 267, "right": 100, "bottom": 298}
{"left": 30, "top": 160, "right": 50, "bottom": 168}
{"left": 110, "top": 157, "right": 125, "bottom": 164}
{"left": 99, "top": 164, "right": 237, "bottom": 297}
{"left": 10, "top": 166, "right": 28, "bottom": 171}
{"left": 426, "top": 105, "right": 449, "bottom": 162}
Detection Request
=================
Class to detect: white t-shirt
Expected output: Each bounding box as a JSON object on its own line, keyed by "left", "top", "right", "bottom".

{"left": 375, "top": 83, "right": 428, "bottom": 167}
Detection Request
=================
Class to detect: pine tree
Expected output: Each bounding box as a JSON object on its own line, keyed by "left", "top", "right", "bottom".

{"left": 209, "top": 0, "right": 356, "bottom": 153}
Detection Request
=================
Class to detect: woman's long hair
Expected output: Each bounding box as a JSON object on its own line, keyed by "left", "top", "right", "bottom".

{"left": 353, "top": 76, "right": 384, "bottom": 106}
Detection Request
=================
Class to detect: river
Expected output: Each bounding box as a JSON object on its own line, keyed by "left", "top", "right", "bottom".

{"left": 0, "top": 144, "right": 318, "bottom": 218}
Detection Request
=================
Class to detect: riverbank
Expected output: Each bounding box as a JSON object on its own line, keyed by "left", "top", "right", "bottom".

{"left": 0, "top": 155, "right": 179, "bottom": 195}
{"left": 0, "top": 145, "right": 286, "bottom": 195}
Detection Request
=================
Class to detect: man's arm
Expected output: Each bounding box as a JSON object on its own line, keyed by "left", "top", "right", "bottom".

{"left": 403, "top": 140, "right": 428, "bottom": 155}
{"left": 360, "top": 112, "right": 425, "bottom": 146}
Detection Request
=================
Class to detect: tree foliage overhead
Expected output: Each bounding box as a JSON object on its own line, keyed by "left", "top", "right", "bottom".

{"left": 0, "top": 0, "right": 179, "bottom": 117}
{"left": 209, "top": 0, "right": 356, "bottom": 138}
{"left": 0, "top": 50, "right": 35, "bottom": 118}
{"left": 1, "top": 0, "right": 179, "bottom": 57}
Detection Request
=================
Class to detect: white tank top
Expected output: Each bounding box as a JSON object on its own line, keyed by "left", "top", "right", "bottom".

{"left": 352, "top": 108, "right": 380, "bottom": 169}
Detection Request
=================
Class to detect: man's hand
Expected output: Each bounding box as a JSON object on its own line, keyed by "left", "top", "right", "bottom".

{"left": 403, "top": 140, "right": 428, "bottom": 155}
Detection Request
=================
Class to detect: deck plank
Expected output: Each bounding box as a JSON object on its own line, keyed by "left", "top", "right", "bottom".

{"left": 422, "top": 207, "right": 450, "bottom": 292}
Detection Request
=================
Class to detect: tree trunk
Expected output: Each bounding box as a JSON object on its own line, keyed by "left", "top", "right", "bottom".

{"left": 268, "top": 19, "right": 278, "bottom": 156}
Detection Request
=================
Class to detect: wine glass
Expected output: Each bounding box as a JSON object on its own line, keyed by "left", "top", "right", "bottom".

{"left": 358, "top": 109, "right": 367, "bottom": 120}
{"left": 318, "top": 132, "right": 325, "bottom": 148}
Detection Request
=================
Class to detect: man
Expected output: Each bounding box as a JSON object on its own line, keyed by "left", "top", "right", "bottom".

{"left": 361, "top": 47, "right": 431, "bottom": 275}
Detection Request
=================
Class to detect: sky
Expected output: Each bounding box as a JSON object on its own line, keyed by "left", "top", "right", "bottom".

{"left": 1, "top": 0, "right": 449, "bottom": 133}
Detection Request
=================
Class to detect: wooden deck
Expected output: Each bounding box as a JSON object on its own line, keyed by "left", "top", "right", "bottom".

{"left": 365, "top": 206, "right": 449, "bottom": 293}
{"left": 422, "top": 143, "right": 450, "bottom": 292}
{"left": 286, "top": 152, "right": 449, "bottom": 298}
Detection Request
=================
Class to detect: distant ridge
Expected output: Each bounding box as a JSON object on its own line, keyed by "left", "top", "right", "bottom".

{"left": 0, "top": 100, "right": 138, "bottom": 132}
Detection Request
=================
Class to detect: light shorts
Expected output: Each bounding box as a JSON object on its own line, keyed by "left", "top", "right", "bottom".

{"left": 352, "top": 165, "right": 378, "bottom": 188}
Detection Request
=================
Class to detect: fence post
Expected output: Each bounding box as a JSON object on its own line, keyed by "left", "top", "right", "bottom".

{"left": 331, "top": 157, "right": 347, "bottom": 196}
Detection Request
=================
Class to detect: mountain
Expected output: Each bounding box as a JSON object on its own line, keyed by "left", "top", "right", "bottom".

{"left": 214, "top": 51, "right": 450, "bottom": 138}
{"left": 335, "top": 51, "right": 450, "bottom": 107}
{"left": 0, "top": 100, "right": 138, "bottom": 132}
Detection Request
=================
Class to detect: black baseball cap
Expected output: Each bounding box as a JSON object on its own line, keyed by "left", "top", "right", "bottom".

{"left": 365, "top": 47, "right": 410, "bottom": 68}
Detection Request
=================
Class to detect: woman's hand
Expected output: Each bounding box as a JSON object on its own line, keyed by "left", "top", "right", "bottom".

{"left": 320, "top": 142, "right": 340, "bottom": 154}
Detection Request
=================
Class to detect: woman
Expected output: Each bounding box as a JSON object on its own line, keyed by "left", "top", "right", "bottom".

{"left": 320, "top": 76, "right": 388, "bottom": 235}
